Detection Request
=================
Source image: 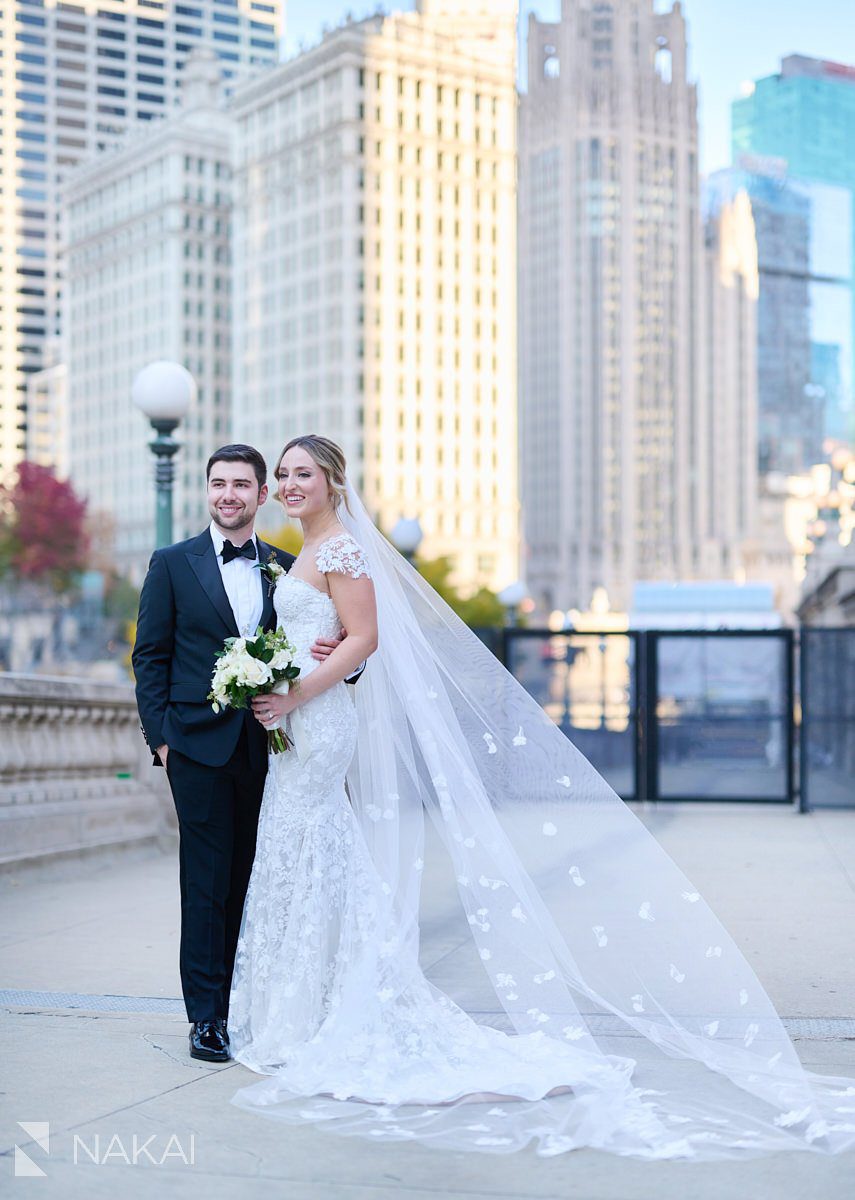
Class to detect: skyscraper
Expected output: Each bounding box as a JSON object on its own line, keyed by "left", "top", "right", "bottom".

{"left": 701, "top": 190, "right": 758, "bottom": 570}
{"left": 232, "top": 1, "right": 520, "bottom": 593}
{"left": 706, "top": 160, "right": 852, "bottom": 476}
{"left": 64, "top": 49, "right": 234, "bottom": 578}
{"left": 0, "top": 0, "right": 282, "bottom": 481}
{"left": 733, "top": 55, "right": 855, "bottom": 454}
{"left": 519, "top": 0, "right": 750, "bottom": 614}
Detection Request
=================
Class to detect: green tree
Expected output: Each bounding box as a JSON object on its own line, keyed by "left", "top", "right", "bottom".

{"left": 414, "top": 554, "right": 505, "bottom": 628}
{"left": 257, "top": 524, "right": 505, "bottom": 629}
{"left": 104, "top": 572, "right": 140, "bottom": 623}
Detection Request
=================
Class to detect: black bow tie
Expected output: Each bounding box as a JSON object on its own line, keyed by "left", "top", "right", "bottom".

{"left": 221, "top": 538, "right": 257, "bottom": 564}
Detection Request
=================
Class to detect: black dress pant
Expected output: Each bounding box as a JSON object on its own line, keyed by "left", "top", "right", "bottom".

{"left": 165, "top": 721, "right": 267, "bottom": 1022}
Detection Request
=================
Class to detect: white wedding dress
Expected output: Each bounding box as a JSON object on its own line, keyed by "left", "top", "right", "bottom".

{"left": 227, "top": 507, "right": 855, "bottom": 1160}
{"left": 229, "top": 535, "right": 632, "bottom": 1118}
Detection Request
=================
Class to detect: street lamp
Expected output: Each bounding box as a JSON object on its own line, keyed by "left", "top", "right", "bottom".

{"left": 391, "top": 516, "right": 424, "bottom": 565}
{"left": 132, "top": 361, "right": 196, "bottom": 549}
{"left": 598, "top": 634, "right": 608, "bottom": 731}
{"left": 497, "top": 580, "right": 529, "bottom": 627}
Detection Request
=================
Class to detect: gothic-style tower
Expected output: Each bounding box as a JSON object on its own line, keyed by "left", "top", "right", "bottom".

{"left": 520, "top": 1, "right": 735, "bottom": 612}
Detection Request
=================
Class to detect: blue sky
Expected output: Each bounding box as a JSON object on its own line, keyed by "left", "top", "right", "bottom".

{"left": 281, "top": 1, "right": 855, "bottom": 173}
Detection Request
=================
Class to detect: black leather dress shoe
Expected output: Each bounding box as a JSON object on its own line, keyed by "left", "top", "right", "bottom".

{"left": 189, "top": 1018, "right": 231, "bottom": 1062}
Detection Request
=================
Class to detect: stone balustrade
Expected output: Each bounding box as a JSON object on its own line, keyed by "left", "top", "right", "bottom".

{"left": 0, "top": 674, "right": 174, "bottom": 868}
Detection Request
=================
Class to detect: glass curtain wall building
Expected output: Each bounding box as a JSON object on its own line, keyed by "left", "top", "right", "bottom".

{"left": 706, "top": 161, "right": 853, "bottom": 476}
{"left": 733, "top": 55, "right": 855, "bottom": 459}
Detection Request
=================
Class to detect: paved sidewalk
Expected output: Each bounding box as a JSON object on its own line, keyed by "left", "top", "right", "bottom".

{"left": 2, "top": 804, "right": 855, "bottom": 1198}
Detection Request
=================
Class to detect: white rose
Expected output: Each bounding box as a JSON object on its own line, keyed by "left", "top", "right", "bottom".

{"left": 238, "top": 657, "right": 272, "bottom": 687}
{"left": 228, "top": 647, "right": 253, "bottom": 673}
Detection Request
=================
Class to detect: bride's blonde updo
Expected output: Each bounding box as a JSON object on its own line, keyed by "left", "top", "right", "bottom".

{"left": 274, "top": 434, "right": 351, "bottom": 513}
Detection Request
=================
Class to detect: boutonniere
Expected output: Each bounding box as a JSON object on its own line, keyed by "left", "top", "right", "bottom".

{"left": 255, "top": 549, "right": 287, "bottom": 595}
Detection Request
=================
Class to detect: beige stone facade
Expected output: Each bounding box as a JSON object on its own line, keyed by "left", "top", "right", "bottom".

{"left": 519, "top": 0, "right": 757, "bottom": 615}
{"left": 232, "top": 2, "right": 521, "bottom": 593}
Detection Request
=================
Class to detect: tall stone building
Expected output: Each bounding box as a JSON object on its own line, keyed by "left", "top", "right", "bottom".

{"left": 701, "top": 190, "right": 758, "bottom": 576}
{"left": 231, "top": 1, "right": 520, "bottom": 593}
{"left": 519, "top": 0, "right": 753, "bottom": 614}
{"left": 64, "top": 50, "right": 233, "bottom": 579}
{"left": 0, "top": 0, "right": 282, "bottom": 482}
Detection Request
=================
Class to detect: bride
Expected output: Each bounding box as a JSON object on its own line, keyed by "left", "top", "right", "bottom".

{"left": 227, "top": 435, "right": 855, "bottom": 1160}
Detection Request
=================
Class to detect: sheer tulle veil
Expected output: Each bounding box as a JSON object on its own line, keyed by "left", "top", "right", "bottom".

{"left": 250, "top": 478, "right": 855, "bottom": 1159}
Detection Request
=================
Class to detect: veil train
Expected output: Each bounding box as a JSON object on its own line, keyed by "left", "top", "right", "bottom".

{"left": 233, "top": 478, "right": 855, "bottom": 1160}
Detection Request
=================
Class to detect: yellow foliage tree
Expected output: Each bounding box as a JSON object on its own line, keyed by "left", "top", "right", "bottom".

{"left": 262, "top": 525, "right": 304, "bottom": 556}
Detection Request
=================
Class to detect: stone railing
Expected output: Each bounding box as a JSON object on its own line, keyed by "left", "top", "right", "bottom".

{"left": 0, "top": 674, "right": 175, "bottom": 869}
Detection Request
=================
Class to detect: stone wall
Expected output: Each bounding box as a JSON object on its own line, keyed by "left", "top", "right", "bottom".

{"left": 0, "top": 674, "right": 174, "bottom": 868}
{"left": 798, "top": 542, "right": 855, "bottom": 626}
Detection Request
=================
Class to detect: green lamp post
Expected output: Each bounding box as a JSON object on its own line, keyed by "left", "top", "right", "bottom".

{"left": 132, "top": 361, "right": 196, "bottom": 549}
{"left": 391, "top": 516, "right": 424, "bottom": 566}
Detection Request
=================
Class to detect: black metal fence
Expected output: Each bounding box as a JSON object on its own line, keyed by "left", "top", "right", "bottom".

{"left": 801, "top": 629, "right": 855, "bottom": 810}
{"left": 498, "top": 627, "right": 853, "bottom": 810}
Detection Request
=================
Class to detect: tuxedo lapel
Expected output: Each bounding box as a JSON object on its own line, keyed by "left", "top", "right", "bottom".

{"left": 186, "top": 531, "right": 239, "bottom": 637}
{"left": 257, "top": 539, "right": 292, "bottom": 630}
{"left": 257, "top": 540, "right": 276, "bottom": 630}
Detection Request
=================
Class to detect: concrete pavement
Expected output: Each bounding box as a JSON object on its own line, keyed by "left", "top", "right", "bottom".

{"left": 2, "top": 803, "right": 855, "bottom": 1198}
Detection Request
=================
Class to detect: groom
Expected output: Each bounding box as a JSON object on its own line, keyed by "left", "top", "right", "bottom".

{"left": 133, "top": 444, "right": 342, "bottom": 1062}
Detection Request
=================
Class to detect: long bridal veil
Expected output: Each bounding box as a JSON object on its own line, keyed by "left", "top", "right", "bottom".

{"left": 245, "top": 479, "right": 855, "bottom": 1159}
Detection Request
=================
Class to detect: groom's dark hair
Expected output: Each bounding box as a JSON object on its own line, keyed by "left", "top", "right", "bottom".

{"left": 206, "top": 444, "right": 267, "bottom": 492}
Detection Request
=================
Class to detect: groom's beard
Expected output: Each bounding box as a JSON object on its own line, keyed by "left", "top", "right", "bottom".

{"left": 209, "top": 504, "right": 256, "bottom": 538}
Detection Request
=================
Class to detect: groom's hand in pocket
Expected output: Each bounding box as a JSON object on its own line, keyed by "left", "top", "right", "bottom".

{"left": 310, "top": 630, "right": 346, "bottom": 662}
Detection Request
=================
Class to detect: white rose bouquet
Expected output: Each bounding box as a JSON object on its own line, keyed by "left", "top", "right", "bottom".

{"left": 207, "top": 626, "right": 300, "bottom": 754}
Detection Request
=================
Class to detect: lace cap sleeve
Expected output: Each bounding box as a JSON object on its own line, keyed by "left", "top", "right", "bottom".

{"left": 315, "top": 533, "right": 372, "bottom": 581}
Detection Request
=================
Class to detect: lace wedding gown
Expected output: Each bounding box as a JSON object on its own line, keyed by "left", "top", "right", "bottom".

{"left": 229, "top": 534, "right": 633, "bottom": 1117}
{"left": 228, "top": 524, "right": 855, "bottom": 1159}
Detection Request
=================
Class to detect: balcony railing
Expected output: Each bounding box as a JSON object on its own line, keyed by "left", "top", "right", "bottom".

{"left": 0, "top": 674, "right": 173, "bottom": 869}
{"left": 501, "top": 627, "right": 854, "bottom": 810}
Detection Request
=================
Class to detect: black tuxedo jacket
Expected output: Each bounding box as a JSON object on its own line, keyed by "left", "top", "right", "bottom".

{"left": 132, "top": 530, "right": 295, "bottom": 769}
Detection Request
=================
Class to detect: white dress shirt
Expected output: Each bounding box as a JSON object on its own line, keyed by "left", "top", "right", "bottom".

{"left": 209, "top": 521, "right": 264, "bottom": 637}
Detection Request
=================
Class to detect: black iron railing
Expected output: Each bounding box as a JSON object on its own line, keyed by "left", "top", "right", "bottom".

{"left": 488, "top": 626, "right": 854, "bottom": 810}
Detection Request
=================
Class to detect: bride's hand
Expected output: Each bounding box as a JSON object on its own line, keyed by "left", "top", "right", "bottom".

{"left": 251, "top": 689, "right": 297, "bottom": 728}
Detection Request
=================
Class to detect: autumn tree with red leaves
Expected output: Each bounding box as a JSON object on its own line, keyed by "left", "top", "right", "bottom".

{"left": 0, "top": 462, "right": 90, "bottom": 592}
